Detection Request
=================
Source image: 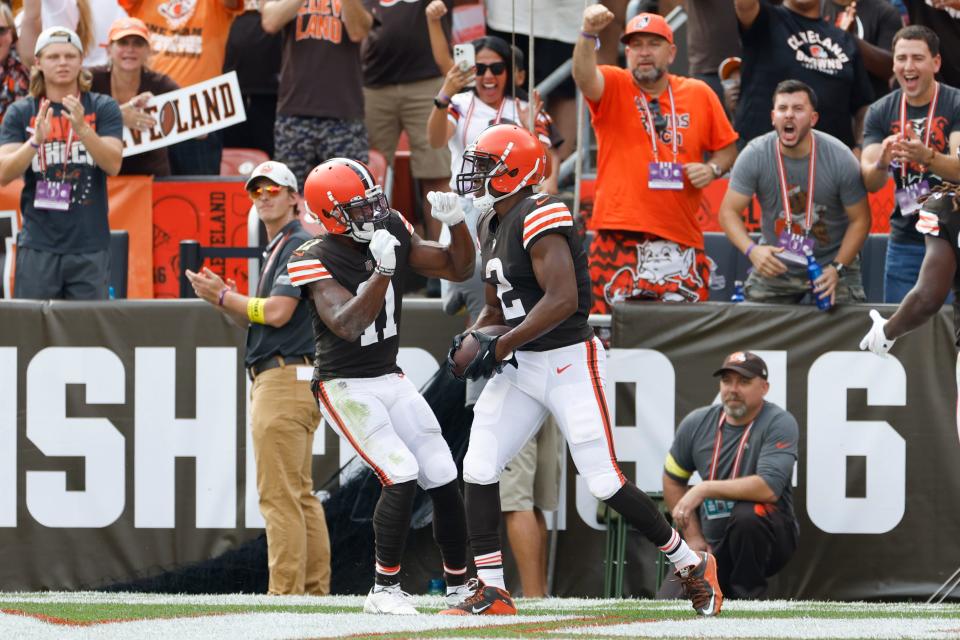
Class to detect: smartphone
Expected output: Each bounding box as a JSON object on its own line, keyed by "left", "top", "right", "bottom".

{"left": 453, "top": 43, "right": 476, "bottom": 88}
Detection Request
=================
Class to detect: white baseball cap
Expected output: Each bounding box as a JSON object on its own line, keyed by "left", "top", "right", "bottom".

{"left": 245, "top": 161, "right": 298, "bottom": 191}
{"left": 35, "top": 27, "right": 84, "bottom": 56}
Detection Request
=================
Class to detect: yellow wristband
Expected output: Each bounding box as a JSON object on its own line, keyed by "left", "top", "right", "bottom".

{"left": 246, "top": 297, "right": 267, "bottom": 324}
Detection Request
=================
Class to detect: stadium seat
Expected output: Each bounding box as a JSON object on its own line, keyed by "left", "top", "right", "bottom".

{"left": 220, "top": 148, "right": 270, "bottom": 177}
{"left": 704, "top": 232, "right": 756, "bottom": 301}
{"left": 109, "top": 230, "right": 129, "bottom": 299}
{"left": 860, "top": 234, "right": 888, "bottom": 304}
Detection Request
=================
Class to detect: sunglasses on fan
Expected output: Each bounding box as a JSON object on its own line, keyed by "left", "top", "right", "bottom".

{"left": 248, "top": 184, "right": 284, "bottom": 198}
{"left": 476, "top": 62, "right": 507, "bottom": 76}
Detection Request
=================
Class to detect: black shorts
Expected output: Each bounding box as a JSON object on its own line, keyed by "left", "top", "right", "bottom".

{"left": 486, "top": 29, "right": 577, "bottom": 100}
{"left": 14, "top": 246, "right": 110, "bottom": 300}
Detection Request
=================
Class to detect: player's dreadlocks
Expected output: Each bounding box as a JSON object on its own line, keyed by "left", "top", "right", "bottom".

{"left": 919, "top": 181, "right": 960, "bottom": 211}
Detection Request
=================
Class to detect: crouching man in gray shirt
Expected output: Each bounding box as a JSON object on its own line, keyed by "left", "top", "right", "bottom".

{"left": 662, "top": 351, "right": 799, "bottom": 598}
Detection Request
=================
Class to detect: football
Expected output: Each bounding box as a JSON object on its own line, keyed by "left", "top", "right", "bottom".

{"left": 449, "top": 324, "right": 512, "bottom": 379}
{"left": 159, "top": 101, "right": 178, "bottom": 136}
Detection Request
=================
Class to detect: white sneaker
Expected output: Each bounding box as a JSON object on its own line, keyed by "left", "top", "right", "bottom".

{"left": 363, "top": 584, "right": 419, "bottom": 615}
{"left": 444, "top": 579, "right": 478, "bottom": 607}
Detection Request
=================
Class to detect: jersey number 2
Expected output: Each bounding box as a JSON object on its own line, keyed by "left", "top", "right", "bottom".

{"left": 486, "top": 258, "right": 526, "bottom": 320}
{"left": 357, "top": 280, "right": 398, "bottom": 346}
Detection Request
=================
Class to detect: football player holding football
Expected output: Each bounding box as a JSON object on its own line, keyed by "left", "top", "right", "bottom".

{"left": 443, "top": 124, "right": 723, "bottom": 617}
{"left": 287, "top": 158, "right": 475, "bottom": 614}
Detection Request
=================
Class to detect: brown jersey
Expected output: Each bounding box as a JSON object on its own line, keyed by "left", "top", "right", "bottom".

{"left": 480, "top": 193, "right": 594, "bottom": 351}
{"left": 917, "top": 190, "right": 960, "bottom": 346}
{"left": 287, "top": 211, "right": 415, "bottom": 379}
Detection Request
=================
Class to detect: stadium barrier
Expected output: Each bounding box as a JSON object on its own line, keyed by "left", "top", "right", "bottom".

{"left": 0, "top": 176, "right": 898, "bottom": 300}
{"left": 1, "top": 299, "right": 957, "bottom": 601}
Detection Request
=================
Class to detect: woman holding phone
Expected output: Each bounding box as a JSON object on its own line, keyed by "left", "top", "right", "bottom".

{"left": 426, "top": 34, "right": 551, "bottom": 192}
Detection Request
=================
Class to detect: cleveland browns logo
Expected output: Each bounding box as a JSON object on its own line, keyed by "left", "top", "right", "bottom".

{"left": 728, "top": 352, "right": 748, "bottom": 363}
{"left": 637, "top": 15, "right": 651, "bottom": 27}
{"left": 157, "top": 0, "right": 197, "bottom": 30}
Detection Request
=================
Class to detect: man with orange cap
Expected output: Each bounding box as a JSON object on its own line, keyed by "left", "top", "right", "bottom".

{"left": 572, "top": 5, "right": 739, "bottom": 314}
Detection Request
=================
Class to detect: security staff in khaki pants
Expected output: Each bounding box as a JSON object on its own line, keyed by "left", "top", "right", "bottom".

{"left": 187, "top": 161, "right": 331, "bottom": 595}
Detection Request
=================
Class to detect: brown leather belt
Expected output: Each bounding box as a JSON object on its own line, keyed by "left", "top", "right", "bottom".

{"left": 248, "top": 355, "right": 313, "bottom": 381}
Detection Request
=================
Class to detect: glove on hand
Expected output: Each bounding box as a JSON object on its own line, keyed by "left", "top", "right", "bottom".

{"left": 859, "top": 309, "right": 896, "bottom": 357}
{"left": 427, "top": 191, "right": 466, "bottom": 226}
{"left": 463, "top": 331, "right": 518, "bottom": 381}
{"left": 369, "top": 229, "right": 400, "bottom": 276}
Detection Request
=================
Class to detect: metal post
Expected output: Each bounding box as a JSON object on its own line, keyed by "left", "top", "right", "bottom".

{"left": 179, "top": 240, "right": 201, "bottom": 298}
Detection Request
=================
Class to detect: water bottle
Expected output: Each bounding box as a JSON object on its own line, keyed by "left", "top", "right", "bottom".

{"left": 427, "top": 578, "right": 444, "bottom": 596}
{"left": 730, "top": 280, "right": 745, "bottom": 303}
{"left": 803, "top": 246, "right": 831, "bottom": 311}
{"left": 108, "top": 286, "right": 115, "bottom": 300}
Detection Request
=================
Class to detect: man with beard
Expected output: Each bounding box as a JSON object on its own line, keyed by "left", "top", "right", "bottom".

{"left": 662, "top": 351, "right": 799, "bottom": 599}
{"left": 572, "top": 5, "right": 738, "bottom": 312}
{"left": 861, "top": 26, "right": 960, "bottom": 303}
{"left": 718, "top": 80, "right": 870, "bottom": 305}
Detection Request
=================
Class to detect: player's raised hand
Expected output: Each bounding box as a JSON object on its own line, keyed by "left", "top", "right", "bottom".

{"left": 581, "top": 3, "right": 614, "bottom": 35}
{"left": 859, "top": 309, "right": 896, "bottom": 357}
{"left": 427, "top": 191, "right": 466, "bottom": 226}
{"left": 369, "top": 229, "right": 401, "bottom": 276}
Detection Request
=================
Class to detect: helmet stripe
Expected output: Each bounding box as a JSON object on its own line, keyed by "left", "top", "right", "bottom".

{"left": 339, "top": 158, "right": 375, "bottom": 189}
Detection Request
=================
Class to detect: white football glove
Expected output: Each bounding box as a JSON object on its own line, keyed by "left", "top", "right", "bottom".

{"left": 427, "top": 191, "right": 466, "bottom": 226}
{"left": 859, "top": 309, "right": 896, "bottom": 357}
{"left": 369, "top": 229, "right": 400, "bottom": 276}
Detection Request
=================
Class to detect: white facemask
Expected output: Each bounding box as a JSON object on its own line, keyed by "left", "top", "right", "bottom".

{"left": 469, "top": 192, "right": 496, "bottom": 215}
{"left": 350, "top": 221, "right": 375, "bottom": 243}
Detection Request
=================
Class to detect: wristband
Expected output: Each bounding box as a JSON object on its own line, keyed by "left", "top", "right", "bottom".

{"left": 580, "top": 31, "right": 601, "bottom": 51}
{"left": 217, "top": 287, "right": 229, "bottom": 307}
{"left": 375, "top": 264, "right": 396, "bottom": 277}
{"left": 745, "top": 242, "right": 757, "bottom": 258}
{"left": 246, "top": 297, "right": 267, "bottom": 324}
{"left": 29, "top": 139, "right": 39, "bottom": 150}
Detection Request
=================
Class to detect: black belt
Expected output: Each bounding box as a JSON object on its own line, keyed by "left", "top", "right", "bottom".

{"left": 248, "top": 355, "right": 313, "bottom": 381}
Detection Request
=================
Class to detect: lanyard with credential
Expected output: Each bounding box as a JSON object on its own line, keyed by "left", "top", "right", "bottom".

{"left": 636, "top": 84, "right": 678, "bottom": 164}
{"left": 461, "top": 94, "right": 508, "bottom": 150}
{"left": 37, "top": 105, "right": 76, "bottom": 177}
{"left": 898, "top": 82, "right": 940, "bottom": 179}
{"left": 708, "top": 412, "right": 755, "bottom": 481}
{"left": 773, "top": 132, "right": 817, "bottom": 235}
{"left": 257, "top": 229, "right": 293, "bottom": 297}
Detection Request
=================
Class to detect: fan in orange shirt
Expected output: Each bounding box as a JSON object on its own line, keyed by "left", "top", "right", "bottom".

{"left": 572, "top": 6, "right": 739, "bottom": 313}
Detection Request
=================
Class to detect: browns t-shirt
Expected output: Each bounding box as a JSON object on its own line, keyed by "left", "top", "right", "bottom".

{"left": 586, "top": 68, "right": 739, "bottom": 249}
{"left": 277, "top": 1, "right": 364, "bottom": 120}
{"left": 120, "top": 0, "right": 242, "bottom": 88}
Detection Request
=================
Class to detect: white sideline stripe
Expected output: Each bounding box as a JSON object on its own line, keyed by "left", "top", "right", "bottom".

{"left": 569, "top": 617, "right": 960, "bottom": 639}
{"left": 2, "top": 594, "right": 959, "bottom": 613}
{"left": 0, "top": 611, "right": 567, "bottom": 640}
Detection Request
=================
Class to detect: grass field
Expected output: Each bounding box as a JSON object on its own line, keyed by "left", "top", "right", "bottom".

{"left": 2, "top": 593, "right": 960, "bottom": 639}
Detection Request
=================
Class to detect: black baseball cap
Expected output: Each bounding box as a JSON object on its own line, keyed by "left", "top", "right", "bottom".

{"left": 712, "top": 351, "right": 768, "bottom": 379}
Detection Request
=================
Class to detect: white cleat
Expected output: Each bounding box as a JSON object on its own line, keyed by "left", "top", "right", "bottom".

{"left": 444, "top": 580, "right": 477, "bottom": 607}
{"left": 363, "top": 584, "right": 419, "bottom": 615}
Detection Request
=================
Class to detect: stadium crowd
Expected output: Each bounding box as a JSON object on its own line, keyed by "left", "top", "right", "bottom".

{"left": 1, "top": 0, "right": 959, "bottom": 613}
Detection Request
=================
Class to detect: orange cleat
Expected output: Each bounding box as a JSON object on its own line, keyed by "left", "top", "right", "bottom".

{"left": 438, "top": 578, "right": 516, "bottom": 615}
{"left": 678, "top": 551, "right": 723, "bottom": 616}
